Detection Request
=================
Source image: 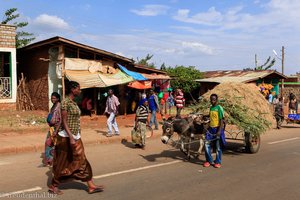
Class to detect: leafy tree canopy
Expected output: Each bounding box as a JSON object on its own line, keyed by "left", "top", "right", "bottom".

{"left": 1, "top": 8, "right": 35, "bottom": 48}
{"left": 165, "top": 65, "right": 203, "bottom": 100}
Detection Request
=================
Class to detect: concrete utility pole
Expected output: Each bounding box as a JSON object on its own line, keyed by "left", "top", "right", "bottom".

{"left": 255, "top": 54, "right": 258, "bottom": 69}
{"left": 281, "top": 46, "right": 285, "bottom": 98}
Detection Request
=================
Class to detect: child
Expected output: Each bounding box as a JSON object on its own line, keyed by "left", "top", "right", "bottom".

{"left": 203, "top": 94, "right": 225, "bottom": 168}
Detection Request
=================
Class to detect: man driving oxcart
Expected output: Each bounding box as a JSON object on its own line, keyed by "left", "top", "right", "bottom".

{"left": 161, "top": 82, "right": 274, "bottom": 165}
{"left": 203, "top": 93, "right": 226, "bottom": 168}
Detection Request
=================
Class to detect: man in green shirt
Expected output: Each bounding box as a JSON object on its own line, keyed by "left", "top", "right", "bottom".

{"left": 203, "top": 94, "right": 225, "bottom": 168}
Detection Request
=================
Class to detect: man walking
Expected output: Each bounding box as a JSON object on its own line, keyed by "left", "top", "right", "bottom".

{"left": 104, "top": 89, "right": 120, "bottom": 137}
{"left": 203, "top": 93, "right": 225, "bottom": 168}
{"left": 148, "top": 89, "right": 160, "bottom": 130}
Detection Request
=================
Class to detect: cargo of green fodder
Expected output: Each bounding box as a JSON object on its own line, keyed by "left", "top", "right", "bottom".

{"left": 192, "top": 82, "right": 275, "bottom": 135}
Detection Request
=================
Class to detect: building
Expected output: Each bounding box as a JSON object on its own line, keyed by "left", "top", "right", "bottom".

{"left": 196, "top": 70, "right": 287, "bottom": 98}
{"left": 0, "top": 24, "right": 17, "bottom": 110}
{"left": 283, "top": 73, "right": 300, "bottom": 101}
{"left": 18, "top": 36, "right": 170, "bottom": 114}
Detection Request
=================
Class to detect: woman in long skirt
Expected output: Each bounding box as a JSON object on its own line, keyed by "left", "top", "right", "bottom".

{"left": 43, "top": 92, "right": 61, "bottom": 166}
{"left": 48, "top": 81, "right": 104, "bottom": 195}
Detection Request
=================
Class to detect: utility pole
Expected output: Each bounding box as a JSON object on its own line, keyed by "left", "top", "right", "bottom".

{"left": 281, "top": 46, "right": 284, "bottom": 98}
{"left": 255, "top": 54, "right": 258, "bottom": 69}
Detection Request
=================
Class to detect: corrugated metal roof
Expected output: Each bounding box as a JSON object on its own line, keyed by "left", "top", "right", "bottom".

{"left": 20, "top": 36, "right": 133, "bottom": 64}
{"left": 196, "top": 70, "right": 287, "bottom": 83}
{"left": 141, "top": 73, "right": 171, "bottom": 80}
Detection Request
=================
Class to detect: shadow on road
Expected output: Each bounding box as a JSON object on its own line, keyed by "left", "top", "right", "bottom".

{"left": 121, "top": 139, "right": 139, "bottom": 149}
{"left": 280, "top": 125, "right": 300, "bottom": 129}
{"left": 139, "top": 140, "right": 247, "bottom": 165}
{"left": 58, "top": 181, "right": 89, "bottom": 192}
{"left": 95, "top": 130, "right": 107, "bottom": 135}
{"left": 139, "top": 148, "right": 204, "bottom": 165}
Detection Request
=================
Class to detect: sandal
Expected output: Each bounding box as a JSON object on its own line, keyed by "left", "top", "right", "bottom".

{"left": 88, "top": 186, "right": 104, "bottom": 194}
{"left": 48, "top": 185, "right": 63, "bottom": 195}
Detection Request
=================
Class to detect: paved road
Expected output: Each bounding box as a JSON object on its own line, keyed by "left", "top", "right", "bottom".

{"left": 0, "top": 125, "right": 299, "bottom": 200}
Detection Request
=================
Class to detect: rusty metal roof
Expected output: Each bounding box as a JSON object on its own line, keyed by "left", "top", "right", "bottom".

{"left": 195, "top": 70, "right": 287, "bottom": 83}
{"left": 19, "top": 36, "right": 134, "bottom": 64}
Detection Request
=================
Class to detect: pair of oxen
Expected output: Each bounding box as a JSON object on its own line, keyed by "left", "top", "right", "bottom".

{"left": 161, "top": 114, "right": 211, "bottom": 159}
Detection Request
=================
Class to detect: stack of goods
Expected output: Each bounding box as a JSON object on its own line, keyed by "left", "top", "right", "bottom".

{"left": 193, "top": 82, "right": 275, "bottom": 135}
{"left": 258, "top": 83, "right": 274, "bottom": 98}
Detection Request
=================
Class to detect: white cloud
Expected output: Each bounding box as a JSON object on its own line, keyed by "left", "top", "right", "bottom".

{"left": 173, "top": 1, "right": 300, "bottom": 32}
{"left": 173, "top": 7, "right": 223, "bottom": 26}
{"left": 130, "top": 5, "right": 169, "bottom": 16}
{"left": 32, "top": 14, "right": 71, "bottom": 32}
{"left": 181, "top": 41, "right": 215, "bottom": 55}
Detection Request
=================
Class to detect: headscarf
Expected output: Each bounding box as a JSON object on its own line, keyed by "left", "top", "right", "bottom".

{"left": 139, "top": 98, "right": 148, "bottom": 106}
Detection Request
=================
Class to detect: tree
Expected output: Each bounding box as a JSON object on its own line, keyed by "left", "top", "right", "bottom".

{"left": 1, "top": 8, "right": 35, "bottom": 48}
{"left": 165, "top": 65, "right": 203, "bottom": 102}
{"left": 255, "top": 56, "right": 276, "bottom": 70}
{"left": 136, "top": 54, "right": 156, "bottom": 68}
{"left": 160, "top": 63, "right": 166, "bottom": 71}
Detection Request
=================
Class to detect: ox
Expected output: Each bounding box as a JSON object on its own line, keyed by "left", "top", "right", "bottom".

{"left": 161, "top": 114, "right": 209, "bottom": 159}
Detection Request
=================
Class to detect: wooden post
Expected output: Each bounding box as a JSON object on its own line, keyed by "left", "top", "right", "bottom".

{"left": 58, "top": 45, "right": 65, "bottom": 99}
{"left": 93, "top": 88, "right": 98, "bottom": 115}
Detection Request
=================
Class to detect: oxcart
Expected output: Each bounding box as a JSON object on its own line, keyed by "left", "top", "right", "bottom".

{"left": 161, "top": 114, "right": 261, "bottom": 160}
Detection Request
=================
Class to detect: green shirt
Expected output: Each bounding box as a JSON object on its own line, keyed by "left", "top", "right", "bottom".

{"left": 61, "top": 96, "right": 81, "bottom": 136}
{"left": 209, "top": 104, "right": 224, "bottom": 128}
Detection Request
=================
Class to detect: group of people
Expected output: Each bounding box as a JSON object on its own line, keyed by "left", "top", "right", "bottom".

{"left": 43, "top": 83, "right": 228, "bottom": 195}
{"left": 271, "top": 92, "right": 298, "bottom": 129}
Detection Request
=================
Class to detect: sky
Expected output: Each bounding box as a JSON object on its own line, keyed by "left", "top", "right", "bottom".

{"left": 1, "top": 0, "right": 300, "bottom": 75}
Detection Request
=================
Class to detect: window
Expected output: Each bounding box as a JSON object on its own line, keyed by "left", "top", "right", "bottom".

{"left": 0, "top": 52, "right": 12, "bottom": 99}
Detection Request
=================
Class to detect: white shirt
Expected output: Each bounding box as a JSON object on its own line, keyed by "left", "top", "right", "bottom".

{"left": 58, "top": 130, "right": 81, "bottom": 140}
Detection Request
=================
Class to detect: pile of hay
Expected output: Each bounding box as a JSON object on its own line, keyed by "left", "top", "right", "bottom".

{"left": 193, "top": 82, "right": 275, "bottom": 135}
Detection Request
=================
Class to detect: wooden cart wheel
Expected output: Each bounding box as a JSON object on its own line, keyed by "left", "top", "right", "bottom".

{"left": 245, "top": 132, "right": 261, "bottom": 154}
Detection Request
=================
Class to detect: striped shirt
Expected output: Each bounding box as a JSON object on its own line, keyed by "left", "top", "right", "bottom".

{"left": 136, "top": 105, "right": 149, "bottom": 123}
{"left": 175, "top": 92, "right": 185, "bottom": 108}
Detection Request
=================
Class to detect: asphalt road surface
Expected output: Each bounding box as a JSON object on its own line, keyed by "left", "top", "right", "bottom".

{"left": 0, "top": 124, "right": 299, "bottom": 200}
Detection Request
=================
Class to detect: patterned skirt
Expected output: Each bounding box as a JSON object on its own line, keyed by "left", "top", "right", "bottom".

{"left": 51, "top": 136, "right": 93, "bottom": 186}
{"left": 43, "top": 127, "right": 56, "bottom": 166}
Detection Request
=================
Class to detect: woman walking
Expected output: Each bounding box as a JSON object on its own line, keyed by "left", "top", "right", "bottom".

{"left": 48, "top": 81, "right": 104, "bottom": 195}
{"left": 43, "top": 92, "right": 61, "bottom": 166}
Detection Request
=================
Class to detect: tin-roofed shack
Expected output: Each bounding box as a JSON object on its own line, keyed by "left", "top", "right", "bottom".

{"left": 283, "top": 73, "right": 300, "bottom": 101}
{"left": 17, "top": 36, "right": 134, "bottom": 112}
{"left": 196, "top": 70, "right": 287, "bottom": 99}
{"left": 17, "top": 36, "right": 170, "bottom": 115}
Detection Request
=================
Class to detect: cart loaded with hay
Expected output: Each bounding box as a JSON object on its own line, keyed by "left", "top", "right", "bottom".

{"left": 193, "top": 82, "right": 274, "bottom": 154}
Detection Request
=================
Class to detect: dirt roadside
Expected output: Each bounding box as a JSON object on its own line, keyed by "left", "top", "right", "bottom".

{"left": 0, "top": 111, "right": 166, "bottom": 155}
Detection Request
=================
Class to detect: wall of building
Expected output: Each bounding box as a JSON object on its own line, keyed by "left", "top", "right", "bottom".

{"left": 0, "top": 24, "right": 16, "bottom": 48}
{"left": 283, "top": 85, "right": 300, "bottom": 103}
{"left": 0, "top": 24, "right": 17, "bottom": 109}
{"left": 18, "top": 48, "right": 49, "bottom": 111}
{"left": 0, "top": 103, "right": 16, "bottom": 110}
